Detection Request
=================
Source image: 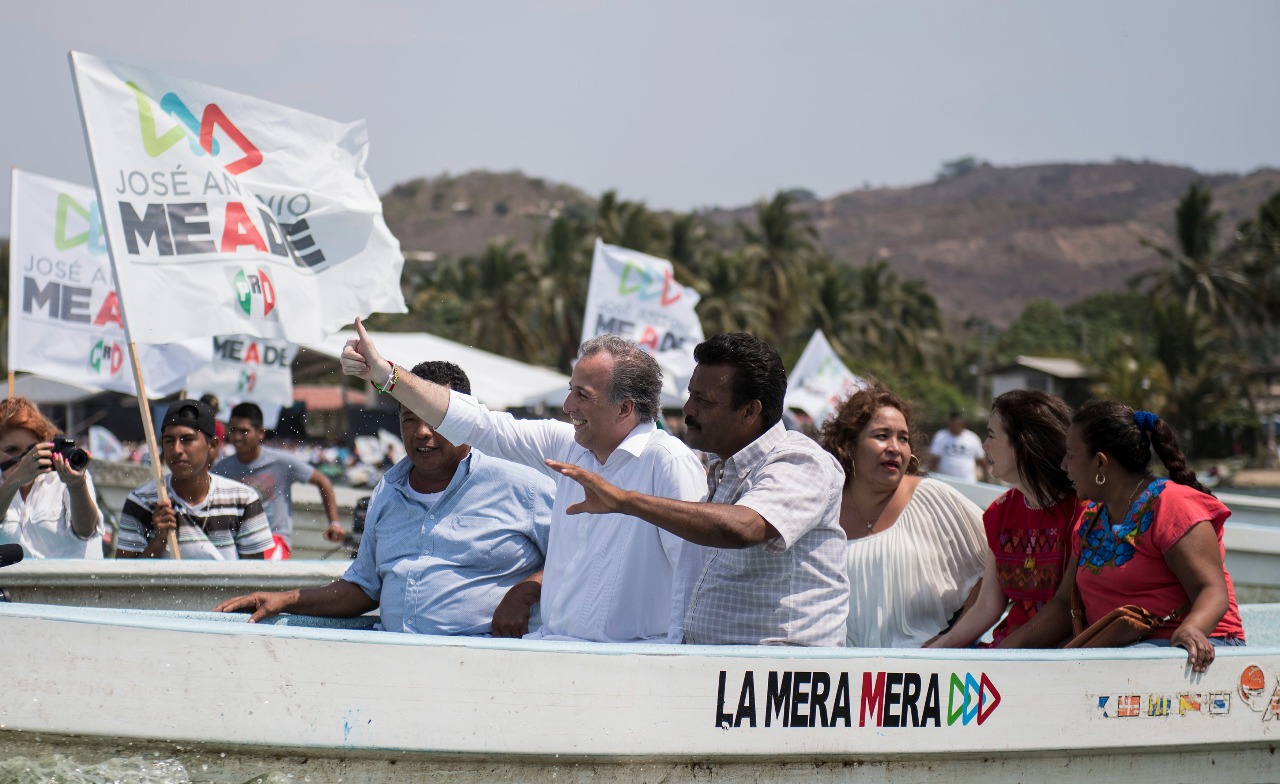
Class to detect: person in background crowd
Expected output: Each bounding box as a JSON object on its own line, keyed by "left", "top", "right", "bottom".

{"left": 926, "top": 390, "right": 1085, "bottom": 648}
{"left": 218, "top": 362, "right": 556, "bottom": 636}
{"left": 821, "top": 386, "right": 987, "bottom": 647}
{"left": 340, "top": 318, "right": 707, "bottom": 643}
{"left": 548, "top": 333, "right": 849, "bottom": 646}
{"left": 1000, "top": 401, "right": 1245, "bottom": 672}
{"left": 199, "top": 393, "right": 227, "bottom": 445}
{"left": 0, "top": 397, "right": 103, "bottom": 558}
{"left": 213, "top": 402, "right": 344, "bottom": 559}
{"left": 926, "top": 410, "right": 986, "bottom": 483}
{"left": 117, "top": 399, "right": 271, "bottom": 560}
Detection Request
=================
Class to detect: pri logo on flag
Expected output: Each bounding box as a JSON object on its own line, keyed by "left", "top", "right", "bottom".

{"left": 230, "top": 267, "right": 277, "bottom": 320}
{"left": 127, "top": 81, "right": 262, "bottom": 174}
{"left": 55, "top": 193, "right": 107, "bottom": 255}
{"left": 237, "top": 369, "right": 257, "bottom": 392}
{"left": 88, "top": 339, "right": 125, "bottom": 376}
{"left": 618, "top": 262, "right": 685, "bottom": 306}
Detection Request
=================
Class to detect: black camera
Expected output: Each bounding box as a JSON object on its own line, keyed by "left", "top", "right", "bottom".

{"left": 51, "top": 435, "right": 90, "bottom": 471}
{"left": 344, "top": 496, "right": 370, "bottom": 558}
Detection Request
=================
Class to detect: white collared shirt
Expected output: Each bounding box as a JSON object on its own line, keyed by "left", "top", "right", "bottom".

{"left": 438, "top": 392, "right": 707, "bottom": 643}
{"left": 0, "top": 471, "right": 103, "bottom": 559}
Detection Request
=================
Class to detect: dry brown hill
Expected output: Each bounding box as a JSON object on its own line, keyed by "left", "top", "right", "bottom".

{"left": 381, "top": 162, "right": 1280, "bottom": 325}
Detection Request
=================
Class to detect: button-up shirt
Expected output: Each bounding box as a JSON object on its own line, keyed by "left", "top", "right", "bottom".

{"left": 438, "top": 392, "right": 708, "bottom": 643}
{"left": 343, "top": 448, "right": 554, "bottom": 635}
{"left": 0, "top": 471, "right": 103, "bottom": 559}
{"left": 674, "top": 421, "right": 849, "bottom": 646}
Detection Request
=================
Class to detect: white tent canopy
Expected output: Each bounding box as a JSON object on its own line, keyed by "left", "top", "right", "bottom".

{"left": 300, "top": 331, "right": 571, "bottom": 411}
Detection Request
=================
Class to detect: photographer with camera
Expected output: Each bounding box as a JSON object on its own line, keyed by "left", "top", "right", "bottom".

{"left": 0, "top": 397, "right": 103, "bottom": 559}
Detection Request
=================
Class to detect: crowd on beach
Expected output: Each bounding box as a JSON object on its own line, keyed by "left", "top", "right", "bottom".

{"left": 0, "top": 323, "right": 1245, "bottom": 670}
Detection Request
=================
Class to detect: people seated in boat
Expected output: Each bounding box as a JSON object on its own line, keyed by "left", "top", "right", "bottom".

{"left": 999, "top": 401, "right": 1245, "bottom": 671}
{"left": 212, "top": 402, "right": 345, "bottom": 560}
{"left": 339, "top": 318, "right": 707, "bottom": 643}
{"left": 116, "top": 399, "right": 273, "bottom": 560}
{"left": 819, "top": 385, "right": 987, "bottom": 647}
{"left": 925, "top": 390, "right": 1085, "bottom": 648}
{"left": 547, "top": 333, "right": 850, "bottom": 647}
{"left": 0, "top": 396, "right": 104, "bottom": 558}
{"left": 216, "top": 360, "right": 557, "bottom": 636}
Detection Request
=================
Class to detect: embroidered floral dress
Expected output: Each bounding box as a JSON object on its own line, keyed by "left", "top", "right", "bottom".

{"left": 984, "top": 488, "right": 1084, "bottom": 645}
{"left": 1074, "top": 478, "right": 1245, "bottom": 642}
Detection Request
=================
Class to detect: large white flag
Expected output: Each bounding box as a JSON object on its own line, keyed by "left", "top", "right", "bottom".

{"left": 7, "top": 169, "right": 209, "bottom": 396}
{"left": 784, "top": 330, "right": 866, "bottom": 426}
{"left": 183, "top": 336, "right": 295, "bottom": 428}
{"left": 68, "top": 51, "right": 406, "bottom": 345}
{"left": 581, "top": 239, "right": 703, "bottom": 400}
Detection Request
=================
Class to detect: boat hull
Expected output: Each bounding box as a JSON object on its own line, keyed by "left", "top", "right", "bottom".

{"left": 2, "top": 603, "right": 1277, "bottom": 782}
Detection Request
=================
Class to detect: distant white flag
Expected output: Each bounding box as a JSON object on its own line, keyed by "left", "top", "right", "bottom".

{"left": 184, "top": 336, "right": 295, "bottom": 429}
{"left": 7, "top": 169, "right": 209, "bottom": 396}
{"left": 784, "top": 330, "right": 866, "bottom": 425}
{"left": 68, "top": 51, "right": 406, "bottom": 345}
{"left": 88, "top": 425, "right": 129, "bottom": 462}
{"left": 581, "top": 239, "right": 703, "bottom": 400}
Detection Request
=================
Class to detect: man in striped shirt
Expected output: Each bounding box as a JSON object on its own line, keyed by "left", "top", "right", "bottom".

{"left": 116, "top": 399, "right": 273, "bottom": 560}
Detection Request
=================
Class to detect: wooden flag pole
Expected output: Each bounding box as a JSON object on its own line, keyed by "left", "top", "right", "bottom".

{"left": 127, "top": 342, "right": 180, "bottom": 559}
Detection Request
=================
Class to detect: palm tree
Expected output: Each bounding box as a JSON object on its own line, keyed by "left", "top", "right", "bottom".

{"left": 449, "top": 240, "right": 540, "bottom": 362}
{"left": 690, "top": 248, "right": 772, "bottom": 337}
{"left": 534, "top": 212, "right": 593, "bottom": 371}
{"left": 737, "top": 191, "right": 820, "bottom": 342}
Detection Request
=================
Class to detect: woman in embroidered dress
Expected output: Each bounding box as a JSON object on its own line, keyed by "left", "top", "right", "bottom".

{"left": 1000, "top": 399, "right": 1244, "bottom": 672}
{"left": 0, "top": 397, "right": 102, "bottom": 558}
{"left": 926, "top": 390, "right": 1084, "bottom": 648}
{"left": 821, "top": 385, "right": 987, "bottom": 647}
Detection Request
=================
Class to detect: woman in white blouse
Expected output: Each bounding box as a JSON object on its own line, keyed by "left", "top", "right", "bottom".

{"left": 821, "top": 386, "right": 986, "bottom": 647}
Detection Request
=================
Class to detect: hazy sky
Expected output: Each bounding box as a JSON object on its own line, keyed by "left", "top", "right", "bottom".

{"left": 2, "top": 1, "right": 1276, "bottom": 236}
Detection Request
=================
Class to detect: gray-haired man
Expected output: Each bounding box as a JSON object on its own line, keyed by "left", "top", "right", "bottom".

{"left": 340, "top": 319, "right": 707, "bottom": 643}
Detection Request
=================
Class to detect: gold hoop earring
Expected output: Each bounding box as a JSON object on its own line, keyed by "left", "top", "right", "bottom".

{"left": 1094, "top": 473, "right": 1106, "bottom": 487}
{"left": 907, "top": 455, "right": 920, "bottom": 474}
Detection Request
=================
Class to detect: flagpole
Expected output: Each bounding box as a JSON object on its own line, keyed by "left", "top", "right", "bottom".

{"left": 127, "top": 342, "right": 179, "bottom": 558}
{"left": 69, "top": 52, "right": 178, "bottom": 559}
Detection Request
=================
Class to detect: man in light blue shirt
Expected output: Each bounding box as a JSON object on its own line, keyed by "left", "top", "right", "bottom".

{"left": 216, "top": 362, "right": 555, "bottom": 636}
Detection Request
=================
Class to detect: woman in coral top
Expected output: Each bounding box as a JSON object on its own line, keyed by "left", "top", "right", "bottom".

{"left": 1001, "top": 400, "right": 1244, "bottom": 672}
{"left": 927, "top": 390, "right": 1084, "bottom": 648}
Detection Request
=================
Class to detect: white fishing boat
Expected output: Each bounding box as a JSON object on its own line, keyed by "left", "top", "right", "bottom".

{"left": 1, "top": 602, "right": 1277, "bottom": 783}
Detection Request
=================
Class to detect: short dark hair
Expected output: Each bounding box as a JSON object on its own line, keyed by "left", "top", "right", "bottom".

{"left": 409, "top": 361, "right": 471, "bottom": 395}
{"left": 229, "top": 402, "right": 264, "bottom": 429}
{"left": 692, "top": 333, "right": 787, "bottom": 429}
{"left": 990, "top": 390, "right": 1073, "bottom": 508}
{"left": 579, "top": 336, "right": 662, "bottom": 423}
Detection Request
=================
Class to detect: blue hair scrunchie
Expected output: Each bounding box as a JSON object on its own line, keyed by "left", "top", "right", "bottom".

{"left": 1134, "top": 410, "right": 1159, "bottom": 432}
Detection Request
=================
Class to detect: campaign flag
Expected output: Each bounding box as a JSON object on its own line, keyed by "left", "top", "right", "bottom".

{"left": 7, "top": 169, "right": 209, "bottom": 396}
{"left": 184, "top": 336, "right": 295, "bottom": 429}
{"left": 581, "top": 239, "right": 703, "bottom": 400}
{"left": 68, "top": 51, "right": 406, "bottom": 345}
{"left": 784, "top": 330, "right": 866, "bottom": 425}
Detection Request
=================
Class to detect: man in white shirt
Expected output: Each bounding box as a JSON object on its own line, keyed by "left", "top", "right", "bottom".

{"left": 341, "top": 319, "right": 706, "bottom": 643}
{"left": 926, "top": 411, "right": 986, "bottom": 483}
{"left": 546, "top": 333, "right": 850, "bottom": 647}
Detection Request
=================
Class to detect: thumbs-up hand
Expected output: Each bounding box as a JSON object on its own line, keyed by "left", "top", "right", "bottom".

{"left": 341, "top": 317, "right": 389, "bottom": 386}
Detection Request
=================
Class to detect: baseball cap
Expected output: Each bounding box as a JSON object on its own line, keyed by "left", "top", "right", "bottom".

{"left": 161, "top": 399, "right": 217, "bottom": 440}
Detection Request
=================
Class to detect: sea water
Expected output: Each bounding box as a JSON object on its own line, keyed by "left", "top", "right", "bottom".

{"left": 0, "top": 753, "right": 298, "bottom": 784}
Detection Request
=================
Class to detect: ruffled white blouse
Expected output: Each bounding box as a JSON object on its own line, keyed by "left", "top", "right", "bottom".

{"left": 845, "top": 478, "right": 986, "bottom": 647}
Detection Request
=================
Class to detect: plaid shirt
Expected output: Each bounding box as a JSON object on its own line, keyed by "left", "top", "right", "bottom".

{"left": 674, "top": 422, "right": 849, "bottom": 646}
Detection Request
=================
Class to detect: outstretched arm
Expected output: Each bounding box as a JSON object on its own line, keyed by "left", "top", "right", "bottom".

{"left": 342, "top": 317, "right": 451, "bottom": 427}
{"left": 214, "top": 579, "right": 377, "bottom": 623}
{"left": 545, "top": 459, "right": 776, "bottom": 548}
